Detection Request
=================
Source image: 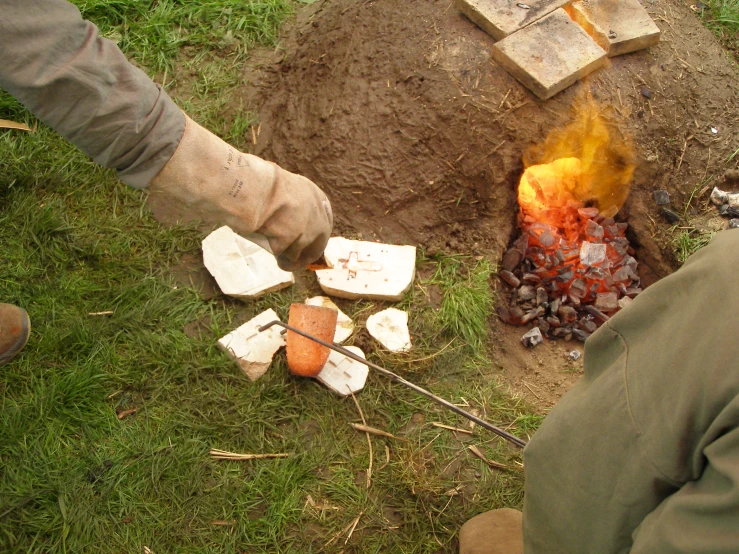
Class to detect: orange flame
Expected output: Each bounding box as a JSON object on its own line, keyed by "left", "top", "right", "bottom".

{"left": 518, "top": 91, "right": 635, "bottom": 224}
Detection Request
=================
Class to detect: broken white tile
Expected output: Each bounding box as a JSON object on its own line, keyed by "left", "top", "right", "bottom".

{"left": 316, "top": 346, "right": 369, "bottom": 396}
{"left": 316, "top": 238, "right": 416, "bottom": 301}
{"left": 217, "top": 309, "right": 285, "bottom": 381}
{"left": 366, "top": 308, "right": 412, "bottom": 353}
{"left": 203, "top": 226, "right": 294, "bottom": 299}
{"left": 305, "top": 296, "right": 354, "bottom": 343}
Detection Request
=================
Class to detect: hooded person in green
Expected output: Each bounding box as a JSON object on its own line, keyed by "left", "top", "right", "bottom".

{"left": 461, "top": 228, "right": 739, "bottom": 553}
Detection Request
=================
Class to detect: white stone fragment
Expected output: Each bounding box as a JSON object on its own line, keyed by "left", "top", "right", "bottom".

{"left": 316, "top": 237, "right": 416, "bottom": 301}
{"left": 217, "top": 309, "right": 285, "bottom": 381}
{"left": 710, "top": 187, "right": 728, "bottom": 206}
{"left": 203, "top": 226, "right": 294, "bottom": 299}
{"left": 521, "top": 327, "right": 543, "bottom": 348}
{"left": 580, "top": 241, "right": 607, "bottom": 266}
{"left": 305, "top": 296, "right": 354, "bottom": 343}
{"left": 316, "top": 346, "right": 369, "bottom": 396}
{"left": 618, "top": 296, "right": 633, "bottom": 310}
{"left": 366, "top": 308, "right": 412, "bottom": 353}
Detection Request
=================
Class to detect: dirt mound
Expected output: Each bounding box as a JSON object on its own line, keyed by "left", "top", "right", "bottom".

{"left": 245, "top": 0, "right": 738, "bottom": 282}
{"left": 239, "top": 0, "right": 738, "bottom": 407}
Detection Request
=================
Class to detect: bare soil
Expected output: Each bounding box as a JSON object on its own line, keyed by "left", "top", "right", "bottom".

{"left": 233, "top": 0, "right": 739, "bottom": 408}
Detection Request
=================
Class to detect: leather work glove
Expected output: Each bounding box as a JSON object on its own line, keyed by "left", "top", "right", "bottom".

{"left": 148, "top": 115, "right": 333, "bottom": 271}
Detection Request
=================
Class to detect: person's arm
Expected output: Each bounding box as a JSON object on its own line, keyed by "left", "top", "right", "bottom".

{"left": 0, "top": 0, "right": 183, "bottom": 188}
{"left": 0, "top": 0, "right": 332, "bottom": 269}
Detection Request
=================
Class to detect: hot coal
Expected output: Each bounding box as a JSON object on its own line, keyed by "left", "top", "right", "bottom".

{"left": 498, "top": 207, "right": 641, "bottom": 343}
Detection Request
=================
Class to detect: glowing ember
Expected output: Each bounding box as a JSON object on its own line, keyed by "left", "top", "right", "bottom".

{"left": 498, "top": 93, "right": 640, "bottom": 342}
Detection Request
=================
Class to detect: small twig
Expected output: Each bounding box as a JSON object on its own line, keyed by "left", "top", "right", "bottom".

{"left": 210, "top": 520, "right": 235, "bottom": 526}
{"left": 344, "top": 513, "right": 363, "bottom": 545}
{"left": 468, "top": 445, "right": 509, "bottom": 471}
{"left": 348, "top": 389, "right": 373, "bottom": 489}
{"left": 209, "top": 449, "right": 289, "bottom": 461}
{"left": 0, "top": 119, "right": 32, "bottom": 132}
{"left": 88, "top": 311, "right": 114, "bottom": 316}
{"left": 676, "top": 135, "right": 694, "bottom": 172}
{"left": 325, "top": 512, "right": 364, "bottom": 547}
{"left": 522, "top": 381, "right": 541, "bottom": 400}
{"left": 350, "top": 423, "right": 400, "bottom": 439}
{"left": 116, "top": 408, "right": 138, "bottom": 420}
{"left": 251, "top": 126, "right": 257, "bottom": 145}
{"left": 432, "top": 422, "right": 473, "bottom": 435}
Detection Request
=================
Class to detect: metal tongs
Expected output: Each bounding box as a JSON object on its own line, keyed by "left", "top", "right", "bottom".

{"left": 258, "top": 319, "right": 527, "bottom": 449}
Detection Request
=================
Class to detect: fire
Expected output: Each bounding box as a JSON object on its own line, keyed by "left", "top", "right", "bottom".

{"left": 499, "top": 93, "right": 640, "bottom": 342}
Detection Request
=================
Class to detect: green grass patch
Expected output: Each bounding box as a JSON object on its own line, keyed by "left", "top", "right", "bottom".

{"left": 700, "top": 1, "right": 739, "bottom": 59}
{"left": 673, "top": 228, "right": 715, "bottom": 263}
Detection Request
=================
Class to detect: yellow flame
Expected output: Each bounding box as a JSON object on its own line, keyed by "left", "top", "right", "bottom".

{"left": 519, "top": 91, "right": 635, "bottom": 220}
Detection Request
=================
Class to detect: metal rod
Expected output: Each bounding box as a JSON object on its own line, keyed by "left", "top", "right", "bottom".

{"left": 258, "top": 320, "right": 527, "bottom": 449}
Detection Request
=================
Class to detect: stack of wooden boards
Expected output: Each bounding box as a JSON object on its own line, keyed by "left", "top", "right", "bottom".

{"left": 456, "top": 0, "right": 660, "bottom": 99}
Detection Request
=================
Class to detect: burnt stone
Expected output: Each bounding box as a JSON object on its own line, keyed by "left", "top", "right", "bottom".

{"left": 573, "top": 329, "right": 591, "bottom": 342}
{"left": 538, "top": 319, "right": 551, "bottom": 335}
{"left": 640, "top": 87, "right": 653, "bottom": 99}
{"left": 499, "top": 270, "right": 521, "bottom": 288}
{"left": 547, "top": 316, "right": 561, "bottom": 328}
{"left": 501, "top": 248, "right": 523, "bottom": 272}
{"left": 595, "top": 292, "right": 619, "bottom": 312}
{"left": 549, "top": 298, "right": 560, "bottom": 316}
{"left": 553, "top": 327, "right": 572, "bottom": 338}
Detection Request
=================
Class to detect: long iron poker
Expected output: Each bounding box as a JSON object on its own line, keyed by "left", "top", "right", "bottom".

{"left": 258, "top": 320, "right": 528, "bottom": 449}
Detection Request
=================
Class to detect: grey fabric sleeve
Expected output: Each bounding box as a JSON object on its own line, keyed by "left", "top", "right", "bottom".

{"left": 0, "top": 0, "right": 185, "bottom": 188}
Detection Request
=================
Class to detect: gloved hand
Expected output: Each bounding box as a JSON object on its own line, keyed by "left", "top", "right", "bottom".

{"left": 147, "top": 115, "right": 332, "bottom": 271}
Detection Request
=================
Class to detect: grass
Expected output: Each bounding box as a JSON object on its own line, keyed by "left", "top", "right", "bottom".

{"left": 673, "top": 228, "right": 715, "bottom": 263}
{"left": 700, "top": 1, "right": 739, "bottom": 60}
{"left": 0, "top": 2, "right": 535, "bottom": 551}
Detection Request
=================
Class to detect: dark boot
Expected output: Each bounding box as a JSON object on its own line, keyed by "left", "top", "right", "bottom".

{"left": 459, "top": 508, "right": 523, "bottom": 554}
{"left": 0, "top": 304, "right": 31, "bottom": 366}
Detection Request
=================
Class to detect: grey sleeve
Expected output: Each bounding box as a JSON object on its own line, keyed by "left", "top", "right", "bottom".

{"left": 0, "top": 0, "right": 185, "bottom": 188}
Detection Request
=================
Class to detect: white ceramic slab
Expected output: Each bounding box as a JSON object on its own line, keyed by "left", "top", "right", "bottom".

{"left": 203, "top": 226, "right": 294, "bottom": 299}
{"left": 316, "top": 238, "right": 416, "bottom": 301}
{"left": 316, "top": 346, "right": 369, "bottom": 396}
{"left": 366, "top": 308, "right": 412, "bottom": 353}
{"left": 217, "top": 309, "right": 285, "bottom": 381}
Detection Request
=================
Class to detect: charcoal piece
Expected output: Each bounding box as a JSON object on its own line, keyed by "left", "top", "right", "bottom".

{"left": 538, "top": 229, "right": 556, "bottom": 248}
{"left": 729, "top": 219, "right": 739, "bottom": 229}
{"left": 521, "top": 306, "right": 545, "bottom": 325}
{"left": 497, "top": 305, "right": 524, "bottom": 325}
{"left": 569, "top": 295, "right": 581, "bottom": 307}
{"left": 618, "top": 296, "right": 633, "bottom": 310}
{"left": 585, "top": 219, "right": 605, "bottom": 240}
{"left": 552, "top": 327, "right": 571, "bottom": 338}
{"left": 547, "top": 316, "right": 561, "bottom": 327}
{"left": 569, "top": 279, "right": 587, "bottom": 298}
{"left": 573, "top": 329, "right": 591, "bottom": 342}
{"left": 568, "top": 350, "right": 581, "bottom": 361}
{"left": 578, "top": 318, "right": 597, "bottom": 333}
{"left": 536, "top": 287, "right": 548, "bottom": 306}
{"left": 565, "top": 332, "right": 573, "bottom": 341}
{"left": 578, "top": 207, "right": 599, "bottom": 219}
{"left": 501, "top": 248, "right": 524, "bottom": 272}
{"left": 549, "top": 298, "right": 560, "bottom": 316}
{"left": 612, "top": 266, "right": 631, "bottom": 283}
{"left": 533, "top": 267, "right": 550, "bottom": 278}
{"left": 640, "top": 87, "right": 653, "bottom": 99}
{"left": 538, "top": 318, "right": 551, "bottom": 335}
{"left": 661, "top": 207, "right": 681, "bottom": 224}
{"left": 522, "top": 273, "right": 542, "bottom": 283}
{"left": 710, "top": 186, "right": 728, "bottom": 206}
{"left": 554, "top": 249, "right": 565, "bottom": 264}
{"left": 580, "top": 241, "right": 607, "bottom": 266}
{"left": 518, "top": 285, "right": 537, "bottom": 301}
{"left": 625, "top": 287, "right": 642, "bottom": 298}
{"left": 652, "top": 190, "right": 670, "bottom": 205}
{"left": 556, "top": 268, "right": 575, "bottom": 282}
{"left": 583, "top": 304, "right": 610, "bottom": 322}
{"left": 521, "top": 327, "right": 543, "bottom": 348}
{"left": 558, "top": 305, "right": 578, "bottom": 324}
{"left": 499, "top": 270, "right": 521, "bottom": 288}
{"left": 595, "top": 292, "right": 619, "bottom": 311}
